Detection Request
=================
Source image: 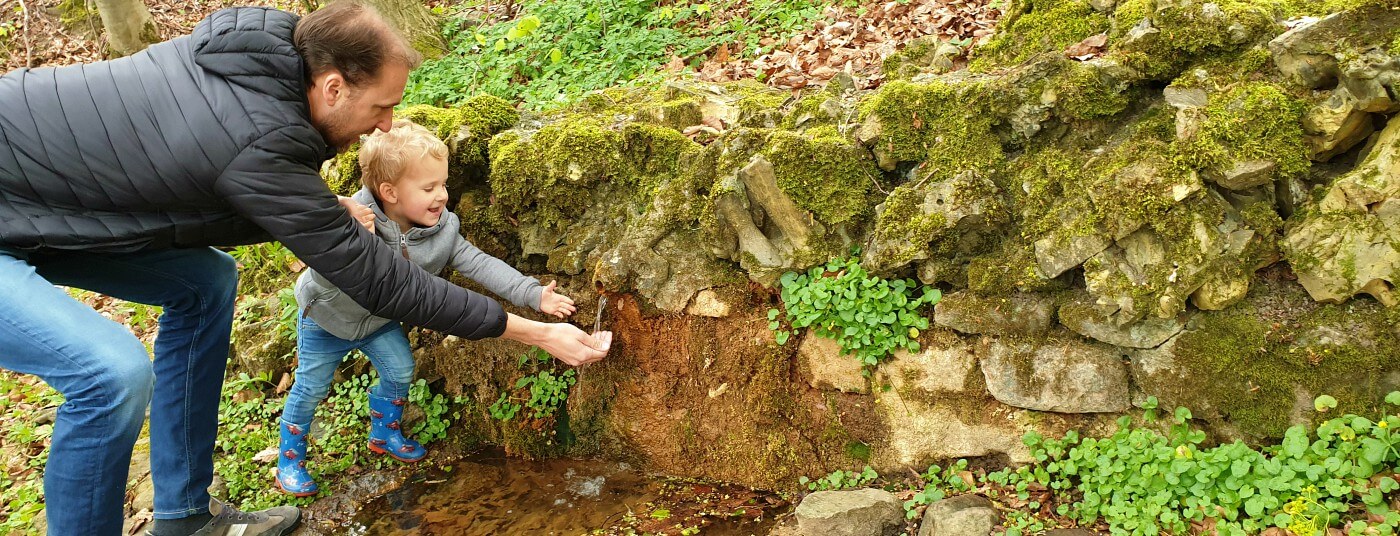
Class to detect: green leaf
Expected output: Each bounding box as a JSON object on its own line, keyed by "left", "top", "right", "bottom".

{"left": 1282, "top": 426, "right": 1308, "bottom": 458}
{"left": 517, "top": 15, "right": 542, "bottom": 33}
{"left": 1379, "top": 476, "right": 1398, "bottom": 493}
{"left": 1174, "top": 407, "right": 1193, "bottom": 423}
{"left": 1387, "top": 391, "right": 1400, "bottom": 406}
{"left": 1314, "top": 394, "right": 1338, "bottom": 412}
{"left": 1231, "top": 460, "right": 1250, "bottom": 478}
{"left": 775, "top": 331, "right": 790, "bottom": 346}
{"left": 1362, "top": 438, "right": 1388, "bottom": 465}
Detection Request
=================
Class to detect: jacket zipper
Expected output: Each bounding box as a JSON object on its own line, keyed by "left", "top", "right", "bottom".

{"left": 399, "top": 234, "right": 409, "bottom": 259}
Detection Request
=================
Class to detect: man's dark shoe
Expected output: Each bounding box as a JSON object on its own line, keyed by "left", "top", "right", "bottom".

{"left": 147, "top": 497, "right": 300, "bottom": 536}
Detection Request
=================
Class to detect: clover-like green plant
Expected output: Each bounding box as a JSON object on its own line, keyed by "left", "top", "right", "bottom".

{"left": 768, "top": 256, "right": 939, "bottom": 372}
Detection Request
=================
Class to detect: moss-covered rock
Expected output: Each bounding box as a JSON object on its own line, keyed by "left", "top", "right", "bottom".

{"left": 863, "top": 171, "right": 1007, "bottom": 275}
{"left": 1110, "top": 0, "right": 1289, "bottom": 81}
{"left": 1132, "top": 275, "right": 1400, "bottom": 440}
{"left": 1047, "top": 59, "right": 1135, "bottom": 121}
{"left": 488, "top": 118, "right": 630, "bottom": 231}
{"left": 856, "top": 79, "right": 1004, "bottom": 177}
{"left": 1171, "top": 81, "right": 1309, "bottom": 189}
{"left": 1283, "top": 115, "right": 1400, "bottom": 305}
{"left": 883, "top": 37, "right": 964, "bottom": 80}
{"left": 972, "top": 0, "right": 1111, "bottom": 70}
{"left": 763, "top": 130, "right": 878, "bottom": 226}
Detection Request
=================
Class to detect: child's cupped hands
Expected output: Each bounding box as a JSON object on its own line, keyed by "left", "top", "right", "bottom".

{"left": 540, "top": 281, "right": 577, "bottom": 318}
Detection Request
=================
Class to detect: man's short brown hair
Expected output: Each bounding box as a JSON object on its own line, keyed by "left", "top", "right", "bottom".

{"left": 360, "top": 119, "right": 448, "bottom": 193}
{"left": 293, "top": 1, "right": 422, "bottom": 86}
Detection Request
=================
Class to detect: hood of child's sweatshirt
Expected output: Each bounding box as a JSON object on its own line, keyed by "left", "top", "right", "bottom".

{"left": 350, "top": 187, "right": 453, "bottom": 242}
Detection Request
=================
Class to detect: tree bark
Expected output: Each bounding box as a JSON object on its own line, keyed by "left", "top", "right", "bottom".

{"left": 91, "top": 0, "right": 159, "bottom": 57}
{"left": 358, "top": 0, "right": 449, "bottom": 58}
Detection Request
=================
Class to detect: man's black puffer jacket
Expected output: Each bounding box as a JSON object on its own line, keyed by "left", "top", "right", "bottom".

{"left": 0, "top": 7, "right": 506, "bottom": 340}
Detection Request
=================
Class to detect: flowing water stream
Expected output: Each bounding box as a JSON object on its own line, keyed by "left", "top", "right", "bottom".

{"left": 346, "top": 449, "right": 785, "bottom": 535}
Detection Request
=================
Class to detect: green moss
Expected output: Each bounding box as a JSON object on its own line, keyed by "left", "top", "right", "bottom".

{"left": 966, "top": 238, "right": 1063, "bottom": 294}
{"left": 489, "top": 120, "right": 624, "bottom": 230}
{"left": 1167, "top": 300, "right": 1400, "bottom": 439}
{"left": 731, "top": 81, "right": 789, "bottom": 128}
{"left": 1110, "top": 0, "right": 1286, "bottom": 80}
{"left": 635, "top": 98, "right": 704, "bottom": 131}
{"left": 1090, "top": 139, "right": 1197, "bottom": 238}
{"left": 322, "top": 145, "right": 362, "bottom": 196}
{"left": 783, "top": 94, "right": 840, "bottom": 130}
{"left": 1011, "top": 147, "right": 1094, "bottom": 241}
{"left": 1109, "top": 0, "right": 1153, "bottom": 41}
{"left": 54, "top": 0, "right": 100, "bottom": 32}
{"left": 883, "top": 38, "right": 940, "bottom": 80}
{"left": 489, "top": 112, "right": 703, "bottom": 231}
{"left": 858, "top": 80, "right": 1004, "bottom": 181}
{"left": 1238, "top": 201, "right": 1283, "bottom": 268}
{"left": 624, "top": 122, "right": 704, "bottom": 218}
{"left": 1167, "top": 47, "right": 1274, "bottom": 91}
{"left": 763, "top": 130, "right": 877, "bottom": 226}
{"left": 1171, "top": 82, "right": 1309, "bottom": 181}
{"left": 1050, "top": 61, "right": 1132, "bottom": 121}
{"left": 973, "top": 0, "right": 1110, "bottom": 70}
{"left": 1390, "top": 30, "right": 1400, "bottom": 56}
{"left": 866, "top": 185, "right": 950, "bottom": 269}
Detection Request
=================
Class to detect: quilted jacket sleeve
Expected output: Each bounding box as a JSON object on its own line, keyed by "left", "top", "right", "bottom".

{"left": 217, "top": 125, "right": 507, "bottom": 339}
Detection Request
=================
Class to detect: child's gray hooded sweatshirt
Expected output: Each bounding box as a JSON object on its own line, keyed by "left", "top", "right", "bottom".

{"left": 295, "top": 188, "right": 543, "bottom": 341}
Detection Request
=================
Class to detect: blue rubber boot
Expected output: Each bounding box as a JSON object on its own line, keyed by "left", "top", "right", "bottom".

{"left": 367, "top": 394, "right": 426, "bottom": 463}
{"left": 275, "top": 419, "right": 318, "bottom": 497}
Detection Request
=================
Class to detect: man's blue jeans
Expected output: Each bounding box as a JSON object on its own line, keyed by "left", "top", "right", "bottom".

{"left": 0, "top": 246, "right": 237, "bottom": 535}
{"left": 281, "top": 316, "right": 414, "bottom": 427}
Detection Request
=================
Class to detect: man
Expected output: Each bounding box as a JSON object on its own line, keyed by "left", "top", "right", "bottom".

{"left": 0, "top": 2, "right": 610, "bottom": 535}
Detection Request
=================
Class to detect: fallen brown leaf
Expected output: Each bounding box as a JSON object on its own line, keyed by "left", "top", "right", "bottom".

{"left": 1065, "top": 32, "right": 1108, "bottom": 58}
{"left": 127, "top": 510, "right": 153, "bottom": 535}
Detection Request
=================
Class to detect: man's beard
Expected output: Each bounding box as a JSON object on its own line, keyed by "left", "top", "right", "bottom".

{"left": 320, "top": 112, "right": 363, "bottom": 153}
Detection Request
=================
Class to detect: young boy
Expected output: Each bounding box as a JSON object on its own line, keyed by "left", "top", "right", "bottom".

{"left": 276, "top": 120, "right": 578, "bottom": 496}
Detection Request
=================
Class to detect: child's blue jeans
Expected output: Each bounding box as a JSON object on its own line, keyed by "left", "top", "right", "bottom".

{"left": 281, "top": 315, "right": 415, "bottom": 426}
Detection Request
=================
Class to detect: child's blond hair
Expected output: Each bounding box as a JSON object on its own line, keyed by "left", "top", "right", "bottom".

{"left": 359, "top": 119, "right": 449, "bottom": 193}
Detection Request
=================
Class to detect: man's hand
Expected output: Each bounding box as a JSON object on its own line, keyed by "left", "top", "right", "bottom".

{"left": 337, "top": 195, "right": 376, "bottom": 233}
{"left": 503, "top": 313, "right": 610, "bottom": 366}
{"left": 539, "top": 281, "right": 577, "bottom": 319}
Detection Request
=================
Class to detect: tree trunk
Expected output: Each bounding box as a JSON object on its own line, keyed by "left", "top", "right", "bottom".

{"left": 358, "top": 0, "right": 449, "bottom": 58}
{"left": 91, "top": 0, "right": 159, "bottom": 57}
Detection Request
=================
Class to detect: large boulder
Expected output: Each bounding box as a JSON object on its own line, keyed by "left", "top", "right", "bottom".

{"left": 934, "top": 291, "right": 1056, "bottom": 336}
{"left": 796, "top": 488, "right": 904, "bottom": 536}
{"left": 980, "top": 334, "right": 1130, "bottom": 413}
{"left": 1268, "top": 3, "right": 1400, "bottom": 93}
{"left": 919, "top": 495, "right": 1000, "bottom": 536}
{"left": 1059, "top": 295, "right": 1186, "bottom": 348}
{"left": 1284, "top": 115, "right": 1400, "bottom": 306}
{"left": 1303, "top": 90, "right": 1376, "bottom": 161}
{"left": 863, "top": 171, "right": 1007, "bottom": 275}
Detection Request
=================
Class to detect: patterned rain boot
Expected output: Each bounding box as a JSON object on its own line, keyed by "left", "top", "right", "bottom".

{"left": 275, "top": 419, "right": 318, "bottom": 497}
{"left": 367, "top": 393, "right": 427, "bottom": 463}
